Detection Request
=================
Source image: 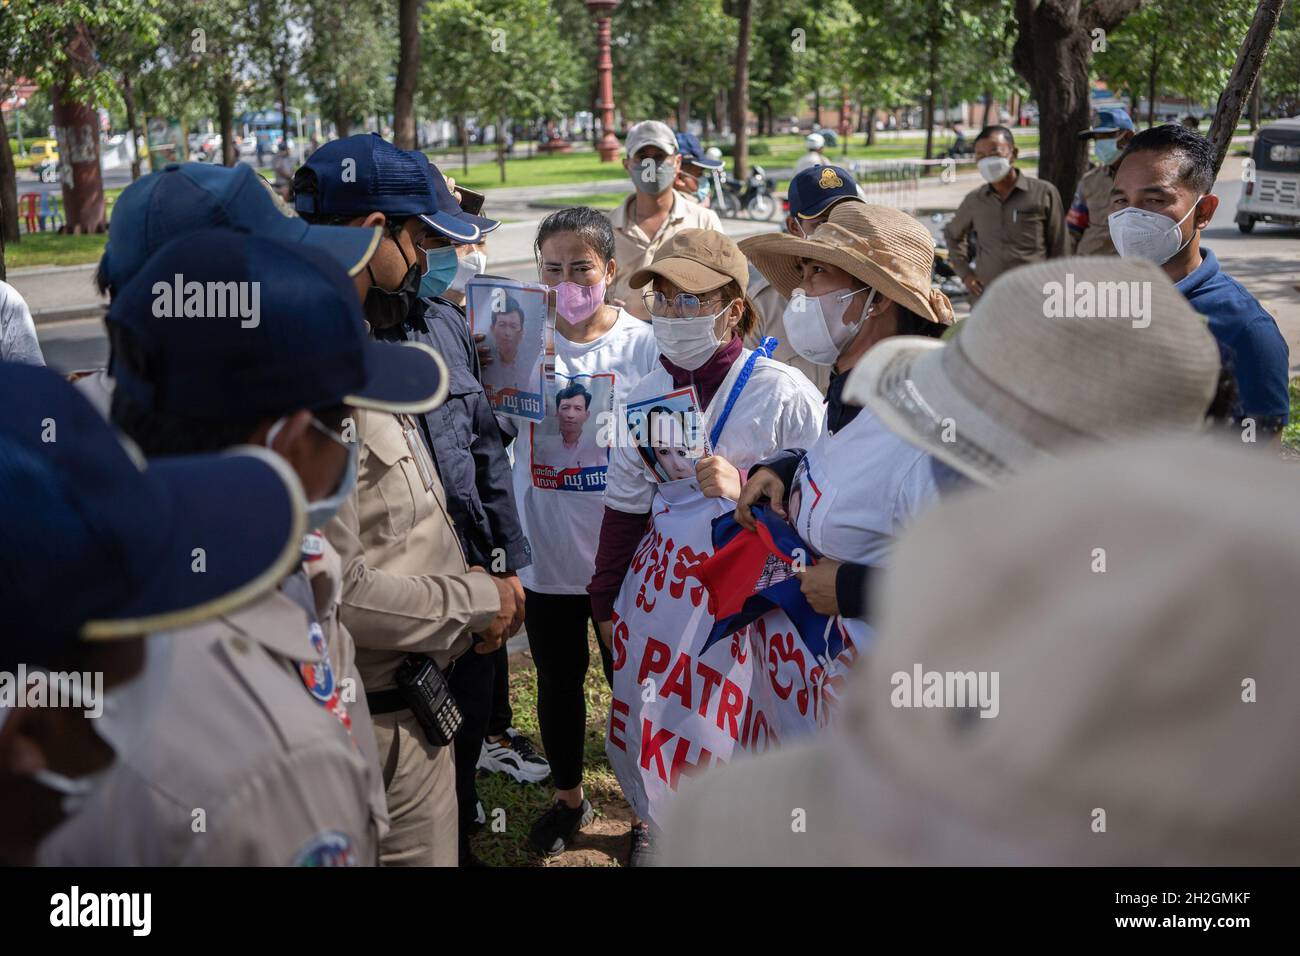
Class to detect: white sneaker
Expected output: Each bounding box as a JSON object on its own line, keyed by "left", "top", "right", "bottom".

{"left": 477, "top": 728, "right": 551, "bottom": 783}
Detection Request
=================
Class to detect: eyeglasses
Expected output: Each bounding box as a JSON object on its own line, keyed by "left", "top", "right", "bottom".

{"left": 641, "top": 290, "right": 729, "bottom": 318}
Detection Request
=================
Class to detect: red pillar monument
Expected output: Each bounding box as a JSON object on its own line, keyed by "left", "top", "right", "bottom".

{"left": 586, "top": 0, "right": 621, "bottom": 162}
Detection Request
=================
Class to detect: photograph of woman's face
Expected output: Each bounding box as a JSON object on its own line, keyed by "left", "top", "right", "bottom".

{"left": 649, "top": 410, "right": 697, "bottom": 481}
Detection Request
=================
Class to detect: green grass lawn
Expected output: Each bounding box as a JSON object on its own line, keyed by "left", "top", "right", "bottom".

{"left": 1283, "top": 378, "right": 1299, "bottom": 457}
{"left": 533, "top": 190, "right": 630, "bottom": 210}
{"left": 5, "top": 232, "right": 107, "bottom": 269}
{"left": 471, "top": 632, "right": 628, "bottom": 867}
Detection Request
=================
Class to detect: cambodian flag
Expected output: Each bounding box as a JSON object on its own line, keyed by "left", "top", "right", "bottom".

{"left": 692, "top": 505, "right": 843, "bottom": 663}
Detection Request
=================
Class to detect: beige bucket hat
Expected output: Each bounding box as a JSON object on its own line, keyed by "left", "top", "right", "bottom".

{"left": 842, "top": 256, "right": 1222, "bottom": 487}
{"left": 664, "top": 436, "right": 1300, "bottom": 865}
{"left": 739, "top": 201, "right": 955, "bottom": 327}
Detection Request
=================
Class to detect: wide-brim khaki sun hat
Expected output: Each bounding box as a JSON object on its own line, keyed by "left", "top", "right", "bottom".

{"left": 664, "top": 436, "right": 1300, "bottom": 866}
{"left": 739, "top": 201, "right": 955, "bottom": 327}
{"left": 842, "top": 256, "right": 1222, "bottom": 486}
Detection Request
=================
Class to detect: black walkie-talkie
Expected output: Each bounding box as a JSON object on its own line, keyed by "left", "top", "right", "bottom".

{"left": 395, "top": 654, "right": 463, "bottom": 747}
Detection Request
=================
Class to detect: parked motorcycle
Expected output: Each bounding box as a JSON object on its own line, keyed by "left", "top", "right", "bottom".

{"left": 717, "top": 164, "right": 777, "bottom": 220}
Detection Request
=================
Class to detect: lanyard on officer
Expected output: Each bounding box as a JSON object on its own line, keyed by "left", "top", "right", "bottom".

{"left": 709, "top": 336, "right": 777, "bottom": 449}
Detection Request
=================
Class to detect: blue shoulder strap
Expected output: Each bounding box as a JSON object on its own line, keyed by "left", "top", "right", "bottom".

{"left": 709, "top": 336, "right": 778, "bottom": 449}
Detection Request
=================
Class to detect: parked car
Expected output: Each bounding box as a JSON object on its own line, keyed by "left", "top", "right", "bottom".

{"left": 1237, "top": 117, "right": 1300, "bottom": 233}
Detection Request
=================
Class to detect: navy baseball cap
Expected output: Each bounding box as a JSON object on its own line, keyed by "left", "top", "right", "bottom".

{"left": 106, "top": 228, "right": 449, "bottom": 420}
{"left": 787, "top": 164, "right": 863, "bottom": 219}
{"left": 1079, "top": 107, "right": 1136, "bottom": 139}
{"left": 0, "top": 362, "right": 306, "bottom": 663}
{"left": 294, "top": 133, "right": 479, "bottom": 242}
{"left": 426, "top": 161, "right": 496, "bottom": 239}
{"left": 675, "top": 132, "right": 724, "bottom": 170}
{"left": 100, "top": 162, "right": 381, "bottom": 292}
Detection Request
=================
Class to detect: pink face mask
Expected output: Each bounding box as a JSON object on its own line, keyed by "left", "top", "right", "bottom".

{"left": 554, "top": 278, "right": 607, "bottom": 325}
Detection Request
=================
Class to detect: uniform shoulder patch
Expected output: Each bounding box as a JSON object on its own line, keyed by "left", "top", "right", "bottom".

{"left": 292, "top": 829, "right": 359, "bottom": 867}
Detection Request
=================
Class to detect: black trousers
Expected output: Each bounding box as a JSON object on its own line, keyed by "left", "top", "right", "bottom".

{"left": 525, "top": 589, "right": 612, "bottom": 792}
{"left": 448, "top": 643, "right": 510, "bottom": 857}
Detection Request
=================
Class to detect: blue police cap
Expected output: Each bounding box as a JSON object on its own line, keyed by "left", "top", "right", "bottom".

{"left": 0, "top": 362, "right": 306, "bottom": 667}
{"left": 1080, "top": 107, "right": 1137, "bottom": 139}
{"left": 675, "top": 132, "right": 724, "bottom": 170}
{"left": 787, "top": 164, "right": 862, "bottom": 219}
{"left": 106, "top": 228, "right": 449, "bottom": 421}
{"left": 100, "top": 161, "right": 381, "bottom": 293}
{"left": 294, "top": 133, "right": 479, "bottom": 242}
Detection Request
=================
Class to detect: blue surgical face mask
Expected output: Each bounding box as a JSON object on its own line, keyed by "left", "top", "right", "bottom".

{"left": 1095, "top": 137, "right": 1123, "bottom": 166}
{"left": 265, "top": 416, "right": 359, "bottom": 531}
{"left": 419, "top": 245, "right": 460, "bottom": 299}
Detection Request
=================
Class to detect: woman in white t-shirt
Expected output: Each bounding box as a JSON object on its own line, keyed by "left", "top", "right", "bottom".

{"left": 735, "top": 201, "right": 956, "bottom": 634}
{"left": 504, "top": 207, "right": 660, "bottom": 859}
{"left": 588, "top": 228, "right": 824, "bottom": 862}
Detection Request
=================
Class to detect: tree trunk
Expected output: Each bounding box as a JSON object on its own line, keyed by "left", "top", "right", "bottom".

{"left": 813, "top": 88, "right": 821, "bottom": 128}
{"left": 393, "top": 0, "right": 423, "bottom": 150}
{"left": 865, "top": 106, "right": 876, "bottom": 145}
{"left": 923, "top": 16, "right": 939, "bottom": 160}
{"left": 731, "top": 0, "right": 753, "bottom": 181}
{"left": 460, "top": 113, "right": 469, "bottom": 174}
{"left": 0, "top": 105, "right": 19, "bottom": 251}
{"left": 497, "top": 113, "right": 507, "bottom": 184}
{"left": 218, "top": 86, "right": 237, "bottom": 166}
{"left": 52, "top": 91, "right": 106, "bottom": 234}
{"left": 1249, "top": 77, "right": 1261, "bottom": 132}
{"left": 1146, "top": 39, "right": 1160, "bottom": 126}
{"left": 120, "top": 72, "right": 143, "bottom": 180}
{"left": 1207, "top": 0, "right": 1286, "bottom": 175}
{"left": 279, "top": 67, "right": 291, "bottom": 151}
{"left": 1012, "top": 0, "right": 1143, "bottom": 216}
{"left": 333, "top": 105, "right": 351, "bottom": 140}
{"left": 981, "top": 89, "right": 993, "bottom": 128}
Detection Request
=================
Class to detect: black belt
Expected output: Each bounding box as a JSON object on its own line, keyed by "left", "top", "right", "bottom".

{"left": 366, "top": 688, "right": 409, "bottom": 715}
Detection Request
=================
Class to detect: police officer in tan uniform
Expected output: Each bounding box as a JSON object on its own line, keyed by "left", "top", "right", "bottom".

{"left": 296, "top": 133, "right": 519, "bottom": 866}
{"left": 1067, "top": 108, "right": 1136, "bottom": 256}
{"left": 0, "top": 364, "right": 310, "bottom": 867}
{"left": 37, "top": 228, "right": 444, "bottom": 864}
{"left": 943, "top": 126, "right": 1066, "bottom": 298}
{"left": 608, "top": 121, "right": 725, "bottom": 320}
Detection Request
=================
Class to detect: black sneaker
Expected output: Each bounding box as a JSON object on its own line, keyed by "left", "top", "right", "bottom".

{"left": 627, "top": 823, "right": 656, "bottom": 867}
{"left": 528, "top": 798, "right": 593, "bottom": 856}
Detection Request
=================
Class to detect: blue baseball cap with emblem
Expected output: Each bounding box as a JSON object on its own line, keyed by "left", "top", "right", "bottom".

{"left": 0, "top": 362, "right": 307, "bottom": 668}
{"left": 786, "top": 164, "right": 862, "bottom": 219}
{"left": 1079, "top": 107, "right": 1136, "bottom": 139}
{"left": 294, "top": 132, "right": 480, "bottom": 242}
{"left": 106, "top": 228, "right": 450, "bottom": 421}
{"left": 99, "top": 161, "right": 381, "bottom": 294}
{"left": 675, "top": 131, "right": 724, "bottom": 170}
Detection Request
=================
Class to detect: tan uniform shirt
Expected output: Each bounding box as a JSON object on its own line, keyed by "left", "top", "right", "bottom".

{"left": 943, "top": 171, "right": 1066, "bottom": 288}
{"left": 37, "top": 587, "right": 377, "bottom": 866}
{"left": 746, "top": 266, "right": 832, "bottom": 394}
{"left": 325, "top": 408, "right": 500, "bottom": 692}
{"left": 608, "top": 191, "right": 724, "bottom": 321}
{"left": 303, "top": 533, "right": 390, "bottom": 844}
{"left": 1067, "top": 162, "right": 1118, "bottom": 256}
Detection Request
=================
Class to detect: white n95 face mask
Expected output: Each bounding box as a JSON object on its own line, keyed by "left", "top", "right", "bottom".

{"left": 1107, "top": 197, "right": 1203, "bottom": 264}
{"left": 977, "top": 156, "right": 1012, "bottom": 183}
{"left": 782, "top": 287, "right": 876, "bottom": 366}
{"left": 26, "top": 634, "right": 173, "bottom": 817}
{"left": 651, "top": 302, "right": 733, "bottom": 371}
{"left": 450, "top": 250, "right": 488, "bottom": 293}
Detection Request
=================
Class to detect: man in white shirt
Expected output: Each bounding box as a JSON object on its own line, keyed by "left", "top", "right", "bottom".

{"left": 534, "top": 382, "right": 605, "bottom": 472}
{"left": 793, "top": 133, "right": 828, "bottom": 174}
{"left": 482, "top": 301, "right": 532, "bottom": 395}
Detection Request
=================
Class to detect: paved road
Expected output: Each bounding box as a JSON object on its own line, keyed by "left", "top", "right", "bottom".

{"left": 36, "top": 154, "right": 1299, "bottom": 375}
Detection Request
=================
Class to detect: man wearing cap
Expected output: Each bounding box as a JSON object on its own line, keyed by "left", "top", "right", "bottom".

{"left": 943, "top": 126, "right": 1066, "bottom": 298}
{"left": 673, "top": 131, "right": 724, "bottom": 208}
{"left": 76, "top": 160, "right": 383, "bottom": 416}
{"left": 608, "top": 120, "right": 724, "bottom": 321}
{"left": 666, "top": 437, "right": 1300, "bottom": 866}
{"left": 1067, "top": 107, "right": 1136, "bottom": 256}
{"left": 376, "top": 161, "right": 544, "bottom": 863}
{"left": 0, "top": 362, "right": 370, "bottom": 867}
{"left": 746, "top": 164, "right": 867, "bottom": 394}
{"left": 296, "top": 133, "right": 518, "bottom": 866}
